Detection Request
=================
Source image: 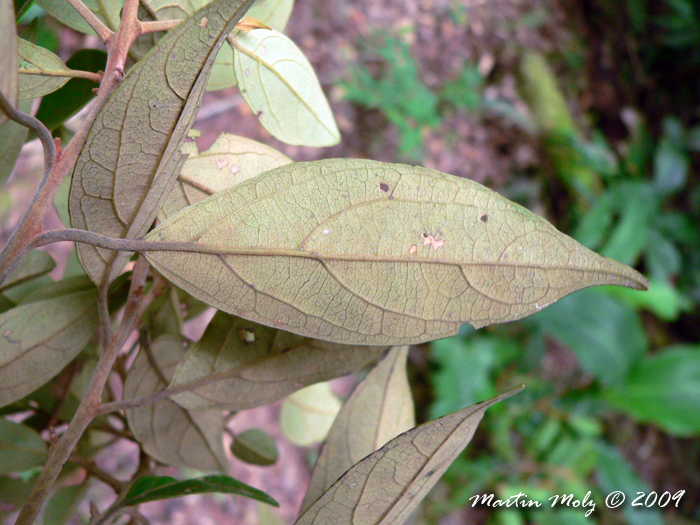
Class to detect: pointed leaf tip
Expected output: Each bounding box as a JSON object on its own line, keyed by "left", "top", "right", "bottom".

{"left": 295, "top": 386, "right": 522, "bottom": 525}
{"left": 145, "top": 159, "right": 650, "bottom": 346}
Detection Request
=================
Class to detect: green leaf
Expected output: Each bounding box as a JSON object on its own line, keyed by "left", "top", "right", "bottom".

{"left": 69, "top": 0, "right": 257, "bottom": 285}
{"left": 300, "top": 346, "right": 415, "bottom": 514}
{"left": 596, "top": 443, "right": 665, "bottom": 525}
{"left": 605, "top": 345, "right": 700, "bottom": 436}
{"left": 122, "top": 474, "right": 278, "bottom": 507}
{"left": 280, "top": 382, "right": 341, "bottom": 446}
{"left": 124, "top": 335, "right": 228, "bottom": 472}
{"left": 44, "top": 484, "right": 88, "bottom": 525}
{"left": 232, "top": 29, "right": 340, "bottom": 146}
{"left": 0, "top": 0, "right": 18, "bottom": 126}
{"left": 169, "top": 311, "right": 387, "bottom": 410}
{"left": 36, "top": 0, "right": 121, "bottom": 34}
{"left": 0, "top": 418, "right": 47, "bottom": 474}
{"left": 161, "top": 133, "right": 291, "bottom": 220}
{"left": 34, "top": 48, "right": 106, "bottom": 132}
{"left": 145, "top": 158, "right": 648, "bottom": 346}
{"left": 295, "top": 387, "right": 522, "bottom": 525}
{"left": 0, "top": 276, "right": 98, "bottom": 408}
{"left": 0, "top": 475, "right": 33, "bottom": 517}
{"left": 0, "top": 98, "right": 31, "bottom": 187}
{"left": 534, "top": 288, "right": 647, "bottom": 385}
{"left": 0, "top": 250, "right": 55, "bottom": 293}
{"left": 231, "top": 429, "right": 279, "bottom": 466}
{"left": 429, "top": 335, "right": 518, "bottom": 418}
{"left": 17, "top": 37, "right": 71, "bottom": 98}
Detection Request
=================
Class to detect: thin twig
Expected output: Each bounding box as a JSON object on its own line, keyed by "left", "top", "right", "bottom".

{"left": 138, "top": 19, "right": 182, "bottom": 34}
{"left": 66, "top": 0, "right": 114, "bottom": 42}
{"left": 19, "top": 68, "right": 103, "bottom": 83}
{"left": 69, "top": 454, "right": 124, "bottom": 491}
{"left": 0, "top": 90, "right": 55, "bottom": 181}
{"left": 14, "top": 258, "right": 158, "bottom": 525}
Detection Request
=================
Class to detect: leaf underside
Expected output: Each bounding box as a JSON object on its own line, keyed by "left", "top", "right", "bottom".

{"left": 69, "top": 0, "right": 256, "bottom": 285}
{"left": 295, "top": 387, "right": 523, "bottom": 525}
{"left": 146, "top": 158, "right": 648, "bottom": 346}
{"left": 300, "top": 346, "right": 415, "bottom": 514}
{"left": 169, "top": 311, "right": 387, "bottom": 411}
{"left": 124, "top": 335, "right": 228, "bottom": 472}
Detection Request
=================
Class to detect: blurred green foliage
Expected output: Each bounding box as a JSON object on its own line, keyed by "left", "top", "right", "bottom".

{"left": 426, "top": 26, "right": 699, "bottom": 525}
{"left": 341, "top": 34, "right": 483, "bottom": 160}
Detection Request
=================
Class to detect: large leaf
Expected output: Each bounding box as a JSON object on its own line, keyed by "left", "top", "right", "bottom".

{"left": 0, "top": 0, "right": 18, "bottom": 126}
{"left": 122, "top": 474, "right": 278, "bottom": 507}
{"left": 124, "top": 335, "right": 228, "bottom": 472}
{"left": 300, "top": 346, "right": 414, "bottom": 514}
{"left": 145, "top": 159, "right": 648, "bottom": 346}
{"left": 17, "top": 38, "right": 71, "bottom": 99}
{"left": 0, "top": 250, "right": 55, "bottom": 293}
{"left": 295, "top": 387, "right": 522, "bottom": 525}
{"left": 161, "top": 133, "right": 291, "bottom": 220}
{"left": 0, "top": 98, "right": 31, "bottom": 187}
{"left": 605, "top": 345, "right": 700, "bottom": 436}
{"left": 232, "top": 29, "right": 340, "bottom": 146}
{"left": 69, "top": 0, "right": 256, "bottom": 285}
{"left": 0, "top": 276, "right": 98, "bottom": 408}
{"left": 169, "top": 311, "right": 387, "bottom": 410}
{"left": 0, "top": 418, "right": 47, "bottom": 474}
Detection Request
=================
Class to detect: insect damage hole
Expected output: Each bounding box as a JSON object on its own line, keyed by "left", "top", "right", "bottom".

{"left": 379, "top": 182, "right": 389, "bottom": 192}
{"left": 480, "top": 213, "right": 488, "bottom": 223}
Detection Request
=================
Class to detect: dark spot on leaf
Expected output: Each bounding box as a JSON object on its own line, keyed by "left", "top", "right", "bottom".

{"left": 480, "top": 214, "right": 488, "bottom": 223}
{"left": 379, "top": 182, "right": 389, "bottom": 192}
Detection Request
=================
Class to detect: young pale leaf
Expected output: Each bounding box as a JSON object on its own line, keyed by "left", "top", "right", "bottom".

{"left": 0, "top": 0, "right": 18, "bottom": 126}
{"left": 169, "top": 311, "right": 387, "bottom": 410}
{"left": 295, "top": 387, "right": 522, "bottom": 525}
{"left": 300, "top": 346, "right": 414, "bottom": 514}
{"left": 0, "top": 99, "right": 31, "bottom": 186}
{"left": 279, "top": 382, "right": 342, "bottom": 446}
{"left": 17, "top": 38, "right": 71, "bottom": 99}
{"left": 0, "top": 250, "right": 56, "bottom": 293}
{"left": 0, "top": 277, "right": 98, "bottom": 408}
{"left": 246, "top": 0, "right": 294, "bottom": 31}
{"left": 0, "top": 419, "right": 48, "bottom": 474}
{"left": 231, "top": 428, "right": 279, "bottom": 466}
{"left": 161, "top": 133, "right": 291, "bottom": 220}
{"left": 124, "top": 335, "right": 228, "bottom": 472}
{"left": 69, "top": 0, "right": 256, "bottom": 285}
{"left": 122, "top": 474, "right": 278, "bottom": 507}
{"left": 145, "top": 158, "right": 648, "bottom": 346}
{"left": 232, "top": 29, "right": 340, "bottom": 146}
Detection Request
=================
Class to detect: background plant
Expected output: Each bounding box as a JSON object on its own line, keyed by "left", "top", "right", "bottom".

{"left": 0, "top": 1, "right": 697, "bottom": 525}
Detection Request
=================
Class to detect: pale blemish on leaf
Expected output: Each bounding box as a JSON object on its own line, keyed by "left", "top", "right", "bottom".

{"left": 421, "top": 233, "right": 445, "bottom": 250}
{"left": 231, "top": 164, "right": 240, "bottom": 174}
{"left": 200, "top": 17, "right": 209, "bottom": 28}
{"left": 216, "top": 159, "right": 228, "bottom": 169}
{"left": 408, "top": 244, "right": 417, "bottom": 255}
{"left": 239, "top": 328, "right": 256, "bottom": 343}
